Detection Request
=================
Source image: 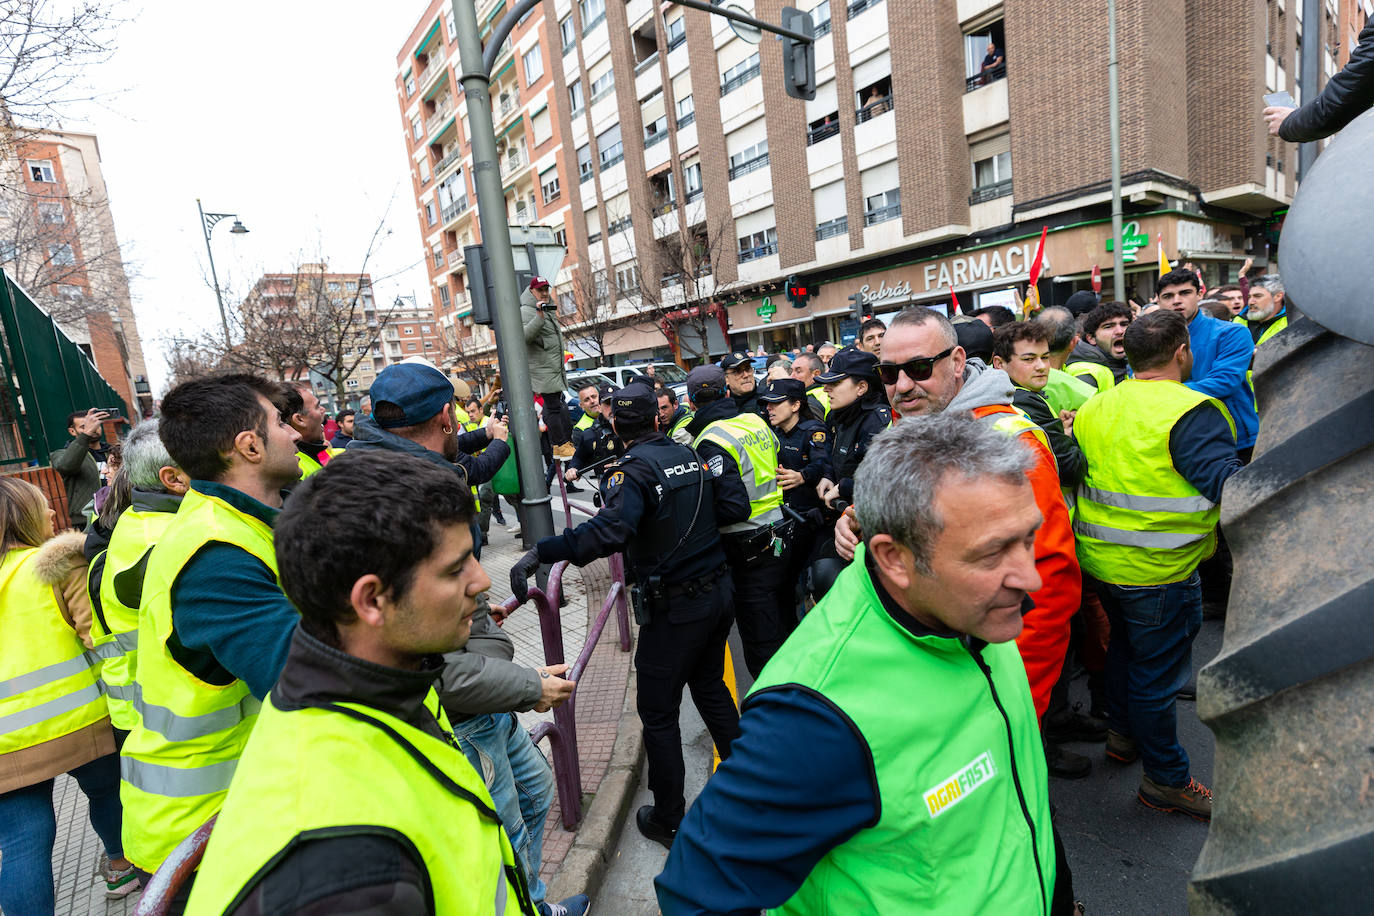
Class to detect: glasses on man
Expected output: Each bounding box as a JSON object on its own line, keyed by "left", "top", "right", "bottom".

{"left": 876, "top": 346, "right": 956, "bottom": 385}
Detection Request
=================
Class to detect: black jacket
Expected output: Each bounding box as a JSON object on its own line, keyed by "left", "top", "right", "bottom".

{"left": 773, "top": 419, "right": 831, "bottom": 511}
{"left": 570, "top": 415, "right": 621, "bottom": 474}
{"left": 347, "top": 416, "right": 510, "bottom": 487}
{"left": 826, "top": 398, "right": 892, "bottom": 503}
{"left": 1068, "top": 340, "right": 1129, "bottom": 386}
{"left": 1280, "top": 16, "right": 1374, "bottom": 142}
{"left": 1012, "top": 387, "right": 1086, "bottom": 489}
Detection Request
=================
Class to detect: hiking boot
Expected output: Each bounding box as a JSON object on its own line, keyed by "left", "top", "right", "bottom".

{"left": 1105, "top": 729, "right": 1139, "bottom": 764}
{"left": 539, "top": 894, "right": 591, "bottom": 916}
{"left": 636, "top": 804, "right": 678, "bottom": 849}
{"left": 1044, "top": 704, "right": 1108, "bottom": 743}
{"left": 1138, "top": 774, "right": 1212, "bottom": 821}
{"left": 104, "top": 863, "right": 141, "bottom": 899}
{"left": 1044, "top": 740, "right": 1092, "bottom": 779}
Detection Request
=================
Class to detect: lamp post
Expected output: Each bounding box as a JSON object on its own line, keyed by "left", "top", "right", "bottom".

{"left": 196, "top": 199, "right": 249, "bottom": 346}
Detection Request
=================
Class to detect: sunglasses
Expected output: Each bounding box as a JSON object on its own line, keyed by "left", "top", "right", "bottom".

{"left": 876, "top": 346, "right": 956, "bottom": 385}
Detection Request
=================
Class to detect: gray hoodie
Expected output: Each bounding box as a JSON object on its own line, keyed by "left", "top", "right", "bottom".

{"left": 947, "top": 358, "right": 1016, "bottom": 414}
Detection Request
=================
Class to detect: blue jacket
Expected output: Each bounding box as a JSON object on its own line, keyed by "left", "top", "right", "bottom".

{"left": 1186, "top": 311, "right": 1258, "bottom": 449}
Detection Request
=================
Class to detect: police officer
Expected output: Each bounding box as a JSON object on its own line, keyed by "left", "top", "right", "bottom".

{"left": 719, "top": 352, "right": 765, "bottom": 418}
{"left": 510, "top": 386, "right": 740, "bottom": 851}
{"left": 816, "top": 347, "right": 892, "bottom": 507}
{"left": 760, "top": 378, "right": 832, "bottom": 622}
{"left": 565, "top": 383, "right": 621, "bottom": 485}
{"left": 790, "top": 352, "right": 831, "bottom": 418}
{"left": 657, "top": 386, "right": 694, "bottom": 445}
{"left": 684, "top": 365, "right": 791, "bottom": 678}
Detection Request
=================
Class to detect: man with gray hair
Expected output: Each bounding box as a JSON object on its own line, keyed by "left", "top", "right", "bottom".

{"left": 657, "top": 415, "right": 1066, "bottom": 915}
{"left": 1238, "top": 273, "right": 1288, "bottom": 347}
{"left": 84, "top": 419, "right": 190, "bottom": 741}
{"left": 790, "top": 352, "right": 830, "bottom": 417}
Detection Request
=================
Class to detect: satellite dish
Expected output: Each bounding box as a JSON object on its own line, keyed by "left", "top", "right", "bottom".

{"left": 723, "top": 4, "right": 763, "bottom": 44}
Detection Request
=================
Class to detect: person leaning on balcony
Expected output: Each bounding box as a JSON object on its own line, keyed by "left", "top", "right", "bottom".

{"left": 521, "top": 276, "right": 576, "bottom": 460}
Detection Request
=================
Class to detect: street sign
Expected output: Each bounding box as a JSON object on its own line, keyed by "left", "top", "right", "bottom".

{"left": 1106, "top": 220, "right": 1148, "bottom": 263}
{"left": 757, "top": 297, "right": 776, "bottom": 323}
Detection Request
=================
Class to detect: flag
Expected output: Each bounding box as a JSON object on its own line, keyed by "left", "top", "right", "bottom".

{"left": 1027, "top": 225, "right": 1049, "bottom": 286}
{"left": 1158, "top": 235, "right": 1171, "bottom": 275}
{"left": 949, "top": 286, "right": 961, "bottom": 315}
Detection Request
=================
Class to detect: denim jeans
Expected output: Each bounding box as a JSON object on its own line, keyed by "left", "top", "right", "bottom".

{"left": 0, "top": 752, "right": 125, "bottom": 916}
{"left": 1097, "top": 571, "right": 1203, "bottom": 787}
{"left": 452, "top": 712, "right": 554, "bottom": 905}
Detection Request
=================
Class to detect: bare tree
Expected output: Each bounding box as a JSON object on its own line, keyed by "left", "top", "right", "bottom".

{"left": 556, "top": 263, "right": 619, "bottom": 363}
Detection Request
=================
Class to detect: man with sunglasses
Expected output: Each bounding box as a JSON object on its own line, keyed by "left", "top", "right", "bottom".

{"left": 837, "top": 307, "right": 1082, "bottom": 773}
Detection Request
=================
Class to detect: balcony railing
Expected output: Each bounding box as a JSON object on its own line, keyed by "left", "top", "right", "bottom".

{"left": 644, "top": 117, "right": 668, "bottom": 146}
{"left": 685, "top": 187, "right": 703, "bottom": 203}
{"left": 816, "top": 216, "right": 848, "bottom": 240}
{"left": 582, "top": 11, "right": 605, "bottom": 34}
{"left": 599, "top": 148, "right": 624, "bottom": 170}
{"left": 660, "top": 272, "right": 682, "bottom": 288}
{"left": 434, "top": 145, "right": 464, "bottom": 178}
{"left": 969, "top": 179, "right": 1013, "bottom": 204}
{"left": 666, "top": 31, "right": 686, "bottom": 52}
{"left": 856, "top": 95, "right": 892, "bottom": 123}
{"left": 807, "top": 120, "right": 840, "bottom": 145}
{"left": 814, "top": 17, "right": 832, "bottom": 37}
{"left": 425, "top": 98, "right": 454, "bottom": 136}
{"left": 653, "top": 197, "right": 676, "bottom": 215}
{"left": 864, "top": 202, "right": 901, "bottom": 226}
{"left": 738, "top": 241, "right": 778, "bottom": 262}
{"left": 607, "top": 216, "right": 633, "bottom": 235}
{"left": 847, "top": 0, "right": 881, "bottom": 18}
{"left": 728, "top": 152, "right": 769, "bottom": 180}
{"left": 580, "top": 165, "right": 595, "bottom": 183}
{"left": 720, "top": 63, "right": 761, "bottom": 95}
{"left": 966, "top": 61, "right": 1007, "bottom": 92}
{"left": 500, "top": 150, "right": 526, "bottom": 177}
{"left": 441, "top": 197, "right": 470, "bottom": 223}
{"left": 676, "top": 111, "right": 695, "bottom": 129}
{"left": 498, "top": 92, "right": 520, "bottom": 118}
{"left": 635, "top": 52, "right": 659, "bottom": 74}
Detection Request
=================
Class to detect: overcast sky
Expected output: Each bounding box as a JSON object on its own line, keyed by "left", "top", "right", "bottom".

{"left": 64, "top": 0, "right": 434, "bottom": 393}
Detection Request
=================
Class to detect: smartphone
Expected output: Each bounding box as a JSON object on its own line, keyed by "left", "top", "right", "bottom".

{"left": 1264, "top": 91, "right": 1296, "bottom": 108}
{"left": 100, "top": 407, "right": 123, "bottom": 419}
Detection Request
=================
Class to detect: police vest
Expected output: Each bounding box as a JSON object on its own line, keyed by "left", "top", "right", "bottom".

{"left": 806, "top": 385, "right": 830, "bottom": 417}
{"left": 1065, "top": 360, "right": 1115, "bottom": 392}
{"left": 574, "top": 412, "right": 596, "bottom": 432}
{"left": 694, "top": 413, "right": 784, "bottom": 533}
{"left": 619, "top": 440, "right": 718, "bottom": 584}
{"left": 0, "top": 547, "right": 107, "bottom": 756}
{"left": 91, "top": 505, "right": 177, "bottom": 730}
{"left": 120, "top": 488, "right": 278, "bottom": 871}
{"left": 1073, "top": 379, "right": 1235, "bottom": 586}
{"left": 749, "top": 548, "right": 1054, "bottom": 916}
{"left": 185, "top": 695, "right": 536, "bottom": 915}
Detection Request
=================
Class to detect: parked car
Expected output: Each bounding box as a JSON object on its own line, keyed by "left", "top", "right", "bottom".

{"left": 565, "top": 370, "right": 618, "bottom": 422}
{"left": 592, "top": 362, "right": 689, "bottom": 399}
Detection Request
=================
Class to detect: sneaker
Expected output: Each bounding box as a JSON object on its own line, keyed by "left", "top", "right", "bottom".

{"left": 493, "top": 513, "right": 508, "bottom": 526}
{"left": 1105, "top": 729, "right": 1139, "bottom": 764}
{"left": 539, "top": 894, "right": 591, "bottom": 916}
{"left": 1044, "top": 704, "right": 1108, "bottom": 743}
{"left": 104, "top": 863, "right": 141, "bottom": 899}
{"left": 1138, "top": 774, "right": 1212, "bottom": 821}
{"left": 636, "top": 804, "right": 678, "bottom": 849}
{"left": 552, "top": 442, "right": 576, "bottom": 460}
{"left": 1044, "top": 740, "right": 1091, "bottom": 779}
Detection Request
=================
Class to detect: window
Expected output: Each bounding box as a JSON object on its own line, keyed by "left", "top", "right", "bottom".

{"left": 597, "top": 124, "right": 624, "bottom": 169}
{"left": 347, "top": 378, "right": 361, "bottom": 389}
{"left": 404, "top": 71, "right": 416, "bottom": 95}
{"left": 49, "top": 243, "right": 75, "bottom": 265}
{"left": 531, "top": 107, "right": 553, "bottom": 145}
{"left": 721, "top": 53, "right": 761, "bottom": 94}
{"left": 439, "top": 286, "right": 451, "bottom": 309}
{"left": 445, "top": 11, "right": 457, "bottom": 38}
{"left": 964, "top": 20, "right": 1007, "bottom": 90}
{"left": 856, "top": 75, "right": 893, "bottom": 123}
{"left": 424, "top": 201, "right": 436, "bottom": 224}
{"left": 684, "top": 162, "right": 703, "bottom": 201}
{"left": 553, "top": 227, "right": 567, "bottom": 248}
{"left": 541, "top": 168, "right": 561, "bottom": 203}
{"left": 411, "top": 116, "right": 423, "bottom": 140}
{"left": 644, "top": 115, "right": 668, "bottom": 146}
{"left": 816, "top": 215, "right": 848, "bottom": 240}
{"left": 666, "top": 16, "right": 686, "bottom": 50}
{"left": 418, "top": 157, "right": 431, "bottom": 184}
{"left": 422, "top": 324, "right": 431, "bottom": 332}
{"left": 560, "top": 15, "right": 576, "bottom": 50}
{"left": 27, "top": 160, "right": 55, "bottom": 182}
{"left": 346, "top": 281, "right": 358, "bottom": 291}
{"left": 812, "top": 0, "right": 832, "bottom": 37}
{"left": 523, "top": 44, "right": 544, "bottom": 84}
{"left": 38, "top": 201, "right": 65, "bottom": 223}
{"left": 424, "top": 341, "right": 434, "bottom": 349}
{"left": 677, "top": 94, "right": 695, "bottom": 128}
{"left": 728, "top": 139, "right": 769, "bottom": 179}
{"left": 616, "top": 264, "right": 640, "bottom": 294}
{"left": 847, "top": 0, "right": 882, "bottom": 18}
{"left": 594, "top": 270, "right": 609, "bottom": 300}
{"left": 971, "top": 149, "right": 1012, "bottom": 202}
{"left": 590, "top": 69, "right": 614, "bottom": 101}
{"left": 808, "top": 111, "right": 840, "bottom": 144}
{"left": 406, "top": 342, "right": 418, "bottom": 351}
{"left": 568, "top": 79, "right": 585, "bottom": 112}
{"left": 432, "top": 244, "right": 445, "bottom": 267}
{"left": 580, "top": 0, "right": 605, "bottom": 32}
{"left": 737, "top": 228, "right": 778, "bottom": 262}
{"left": 404, "top": 326, "right": 416, "bottom": 334}
{"left": 577, "top": 144, "right": 594, "bottom": 182}
{"left": 0, "top": 241, "right": 15, "bottom": 263}
{"left": 328, "top": 281, "right": 341, "bottom": 291}
{"left": 558, "top": 290, "right": 576, "bottom": 315}
{"left": 864, "top": 189, "right": 901, "bottom": 225}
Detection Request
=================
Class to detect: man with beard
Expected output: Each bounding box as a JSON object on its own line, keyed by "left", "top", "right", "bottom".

{"left": 1237, "top": 273, "right": 1289, "bottom": 347}
{"left": 1066, "top": 302, "right": 1133, "bottom": 392}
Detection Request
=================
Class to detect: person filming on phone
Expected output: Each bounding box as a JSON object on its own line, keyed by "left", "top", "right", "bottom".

{"left": 50, "top": 408, "right": 115, "bottom": 531}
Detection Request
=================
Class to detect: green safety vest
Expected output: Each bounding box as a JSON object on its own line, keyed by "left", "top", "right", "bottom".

{"left": 806, "top": 384, "right": 830, "bottom": 417}
{"left": 694, "top": 412, "right": 784, "bottom": 532}
{"left": 1073, "top": 379, "right": 1235, "bottom": 586}
{"left": 1233, "top": 312, "right": 1288, "bottom": 348}
{"left": 90, "top": 507, "right": 176, "bottom": 730}
{"left": 0, "top": 547, "right": 107, "bottom": 755}
{"left": 749, "top": 547, "right": 1054, "bottom": 915}
{"left": 1042, "top": 368, "right": 1096, "bottom": 415}
{"left": 185, "top": 694, "right": 536, "bottom": 916}
{"left": 669, "top": 411, "right": 695, "bottom": 441}
{"left": 119, "top": 488, "right": 278, "bottom": 871}
{"left": 1064, "top": 360, "right": 1115, "bottom": 393}
{"left": 574, "top": 412, "right": 596, "bottom": 432}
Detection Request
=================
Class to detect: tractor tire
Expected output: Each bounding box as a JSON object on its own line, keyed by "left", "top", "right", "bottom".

{"left": 1189, "top": 314, "right": 1374, "bottom": 913}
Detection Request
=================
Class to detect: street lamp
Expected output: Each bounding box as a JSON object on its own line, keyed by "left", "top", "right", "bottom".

{"left": 197, "top": 198, "right": 249, "bottom": 346}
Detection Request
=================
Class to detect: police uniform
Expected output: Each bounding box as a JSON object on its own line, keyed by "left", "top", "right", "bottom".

{"left": 687, "top": 366, "right": 792, "bottom": 679}
{"left": 514, "top": 387, "right": 740, "bottom": 841}
{"left": 569, "top": 413, "right": 622, "bottom": 478}
{"left": 817, "top": 348, "right": 893, "bottom": 504}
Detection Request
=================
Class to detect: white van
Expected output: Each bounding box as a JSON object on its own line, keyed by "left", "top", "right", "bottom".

{"left": 593, "top": 362, "right": 689, "bottom": 399}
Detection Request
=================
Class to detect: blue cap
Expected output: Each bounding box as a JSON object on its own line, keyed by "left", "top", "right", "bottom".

{"left": 607, "top": 385, "right": 656, "bottom": 424}
{"left": 759, "top": 378, "right": 807, "bottom": 403}
{"left": 369, "top": 363, "right": 455, "bottom": 428}
{"left": 686, "top": 365, "right": 726, "bottom": 400}
{"left": 815, "top": 347, "right": 880, "bottom": 383}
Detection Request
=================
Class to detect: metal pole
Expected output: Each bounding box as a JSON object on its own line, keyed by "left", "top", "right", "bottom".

{"left": 197, "top": 199, "right": 231, "bottom": 347}
{"left": 1107, "top": 0, "right": 1125, "bottom": 300}
{"left": 1299, "top": 0, "right": 1322, "bottom": 180}
{"left": 452, "top": 0, "right": 555, "bottom": 547}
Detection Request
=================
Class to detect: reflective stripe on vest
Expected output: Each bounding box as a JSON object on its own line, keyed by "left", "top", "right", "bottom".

{"left": 807, "top": 385, "right": 830, "bottom": 416}
{"left": 0, "top": 547, "right": 108, "bottom": 754}
{"left": 1073, "top": 379, "right": 1234, "bottom": 585}
{"left": 134, "top": 693, "right": 262, "bottom": 743}
{"left": 121, "top": 755, "right": 240, "bottom": 798}
{"left": 694, "top": 415, "right": 784, "bottom": 533}
{"left": 1065, "top": 361, "right": 1114, "bottom": 392}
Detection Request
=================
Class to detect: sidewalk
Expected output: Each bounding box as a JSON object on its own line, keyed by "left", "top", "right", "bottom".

{"left": 39, "top": 510, "right": 638, "bottom": 913}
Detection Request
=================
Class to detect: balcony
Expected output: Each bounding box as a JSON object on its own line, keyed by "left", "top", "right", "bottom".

{"left": 969, "top": 179, "right": 1012, "bottom": 205}
{"left": 434, "top": 145, "right": 464, "bottom": 178}
{"left": 497, "top": 92, "right": 520, "bottom": 119}
{"left": 644, "top": 117, "right": 669, "bottom": 147}
{"left": 582, "top": 11, "right": 605, "bottom": 34}
{"left": 728, "top": 152, "right": 769, "bottom": 180}
{"left": 441, "top": 197, "right": 470, "bottom": 223}
{"left": 653, "top": 196, "right": 677, "bottom": 215}
{"left": 425, "top": 97, "right": 454, "bottom": 137}
{"left": 816, "top": 216, "right": 848, "bottom": 240}
{"left": 738, "top": 242, "right": 778, "bottom": 262}
{"left": 808, "top": 120, "right": 840, "bottom": 145}
{"left": 500, "top": 150, "right": 527, "bottom": 178}
{"left": 864, "top": 201, "right": 901, "bottom": 226}
{"left": 855, "top": 94, "right": 891, "bottom": 124}
{"left": 720, "top": 63, "right": 761, "bottom": 95}
{"left": 966, "top": 61, "right": 1006, "bottom": 92}
{"left": 607, "top": 216, "right": 633, "bottom": 235}
{"left": 635, "top": 52, "right": 659, "bottom": 75}
{"left": 677, "top": 111, "right": 695, "bottom": 129}
{"left": 847, "top": 0, "right": 882, "bottom": 17}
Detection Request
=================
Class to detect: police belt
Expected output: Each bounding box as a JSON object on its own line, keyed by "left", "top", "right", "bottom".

{"left": 648, "top": 564, "right": 729, "bottom": 602}
{"left": 722, "top": 519, "right": 795, "bottom": 563}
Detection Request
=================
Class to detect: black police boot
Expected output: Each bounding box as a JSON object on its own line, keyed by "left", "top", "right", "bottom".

{"left": 636, "top": 805, "right": 678, "bottom": 850}
{"left": 1044, "top": 738, "right": 1092, "bottom": 780}
{"left": 1044, "top": 703, "right": 1108, "bottom": 744}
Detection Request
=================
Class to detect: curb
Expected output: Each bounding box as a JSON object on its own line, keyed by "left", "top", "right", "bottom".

{"left": 545, "top": 658, "right": 643, "bottom": 902}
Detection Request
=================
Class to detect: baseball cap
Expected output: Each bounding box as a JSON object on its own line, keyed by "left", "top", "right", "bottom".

{"left": 370, "top": 362, "right": 456, "bottom": 429}
{"left": 529, "top": 276, "right": 550, "bottom": 290}
{"left": 759, "top": 378, "right": 807, "bottom": 404}
{"left": 608, "top": 385, "right": 656, "bottom": 424}
{"left": 686, "top": 365, "right": 727, "bottom": 400}
{"left": 597, "top": 383, "right": 616, "bottom": 398}
{"left": 815, "top": 347, "right": 880, "bottom": 384}
{"left": 953, "top": 319, "right": 994, "bottom": 363}
{"left": 719, "top": 352, "right": 753, "bottom": 371}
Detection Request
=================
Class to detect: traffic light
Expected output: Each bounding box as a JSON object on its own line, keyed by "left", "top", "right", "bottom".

{"left": 781, "top": 7, "right": 815, "bottom": 101}
{"left": 786, "top": 275, "right": 813, "bottom": 308}
{"left": 848, "top": 292, "right": 865, "bottom": 324}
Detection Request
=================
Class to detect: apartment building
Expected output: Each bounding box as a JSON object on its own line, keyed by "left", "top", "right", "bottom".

{"left": 398, "top": 0, "right": 1334, "bottom": 365}
{"left": 0, "top": 129, "right": 152, "bottom": 413}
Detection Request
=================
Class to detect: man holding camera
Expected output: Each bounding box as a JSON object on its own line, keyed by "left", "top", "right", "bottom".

{"left": 521, "top": 276, "right": 576, "bottom": 459}
{"left": 510, "top": 385, "right": 740, "bottom": 850}
{"left": 51, "top": 408, "right": 115, "bottom": 530}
